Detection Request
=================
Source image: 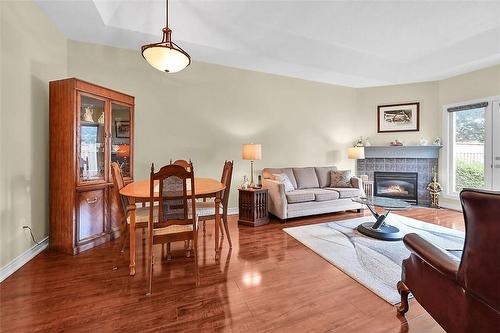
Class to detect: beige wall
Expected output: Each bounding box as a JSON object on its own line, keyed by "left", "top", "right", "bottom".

{"left": 437, "top": 65, "right": 500, "bottom": 209}
{"left": 356, "top": 81, "right": 440, "bottom": 146}
{"left": 0, "top": 1, "right": 67, "bottom": 268}
{"left": 66, "top": 40, "right": 359, "bottom": 208}
{"left": 439, "top": 65, "right": 500, "bottom": 106}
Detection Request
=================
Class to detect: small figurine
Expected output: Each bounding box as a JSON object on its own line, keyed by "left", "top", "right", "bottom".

{"left": 419, "top": 138, "right": 428, "bottom": 146}
{"left": 427, "top": 171, "right": 442, "bottom": 208}
{"left": 364, "top": 138, "right": 372, "bottom": 147}
{"left": 355, "top": 137, "right": 364, "bottom": 147}
{"left": 82, "top": 106, "right": 94, "bottom": 122}
{"left": 433, "top": 137, "right": 441, "bottom": 146}
{"left": 390, "top": 139, "right": 403, "bottom": 146}
{"left": 97, "top": 112, "right": 104, "bottom": 124}
{"left": 241, "top": 175, "right": 249, "bottom": 189}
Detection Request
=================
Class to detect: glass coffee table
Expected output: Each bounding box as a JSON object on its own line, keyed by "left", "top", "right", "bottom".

{"left": 352, "top": 196, "right": 411, "bottom": 241}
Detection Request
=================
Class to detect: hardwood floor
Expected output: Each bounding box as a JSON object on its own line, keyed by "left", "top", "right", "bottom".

{"left": 0, "top": 208, "right": 464, "bottom": 332}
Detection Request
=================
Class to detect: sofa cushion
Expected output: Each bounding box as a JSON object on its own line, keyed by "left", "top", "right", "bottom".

{"left": 293, "top": 167, "right": 320, "bottom": 189}
{"left": 330, "top": 170, "right": 353, "bottom": 188}
{"left": 272, "top": 173, "right": 294, "bottom": 192}
{"left": 314, "top": 166, "right": 338, "bottom": 188}
{"left": 285, "top": 190, "right": 315, "bottom": 204}
{"left": 326, "top": 187, "right": 362, "bottom": 199}
{"left": 262, "top": 168, "right": 297, "bottom": 189}
{"left": 309, "top": 189, "right": 340, "bottom": 201}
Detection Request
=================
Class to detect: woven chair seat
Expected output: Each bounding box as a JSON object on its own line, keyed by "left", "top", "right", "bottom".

{"left": 195, "top": 201, "right": 223, "bottom": 217}
{"left": 153, "top": 224, "right": 195, "bottom": 236}
{"left": 127, "top": 206, "right": 158, "bottom": 224}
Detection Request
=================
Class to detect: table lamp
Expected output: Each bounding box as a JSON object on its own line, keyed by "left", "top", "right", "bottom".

{"left": 242, "top": 143, "right": 262, "bottom": 188}
{"left": 348, "top": 146, "right": 365, "bottom": 177}
{"left": 348, "top": 146, "right": 365, "bottom": 160}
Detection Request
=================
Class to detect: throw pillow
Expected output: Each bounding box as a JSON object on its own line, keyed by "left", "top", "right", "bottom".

{"left": 272, "top": 173, "right": 294, "bottom": 192}
{"left": 330, "top": 170, "right": 352, "bottom": 188}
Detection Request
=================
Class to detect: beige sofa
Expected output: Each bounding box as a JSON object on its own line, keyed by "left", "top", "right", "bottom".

{"left": 262, "top": 166, "right": 364, "bottom": 220}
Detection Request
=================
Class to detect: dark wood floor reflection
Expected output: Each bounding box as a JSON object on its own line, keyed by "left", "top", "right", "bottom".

{"left": 0, "top": 208, "right": 464, "bottom": 332}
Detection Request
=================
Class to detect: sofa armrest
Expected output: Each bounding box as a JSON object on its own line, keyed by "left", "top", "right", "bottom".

{"left": 262, "top": 179, "right": 287, "bottom": 219}
{"left": 350, "top": 176, "right": 366, "bottom": 196}
{"left": 403, "top": 233, "right": 460, "bottom": 280}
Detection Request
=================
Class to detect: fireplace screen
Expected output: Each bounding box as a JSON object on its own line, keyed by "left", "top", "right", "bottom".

{"left": 374, "top": 172, "right": 418, "bottom": 205}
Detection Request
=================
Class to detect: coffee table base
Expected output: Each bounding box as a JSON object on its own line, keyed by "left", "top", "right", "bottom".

{"left": 357, "top": 222, "right": 403, "bottom": 241}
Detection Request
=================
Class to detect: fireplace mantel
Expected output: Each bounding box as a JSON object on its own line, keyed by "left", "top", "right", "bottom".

{"left": 364, "top": 145, "right": 443, "bottom": 159}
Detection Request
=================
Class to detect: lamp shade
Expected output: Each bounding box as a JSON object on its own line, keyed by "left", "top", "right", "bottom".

{"left": 141, "top": 28, "right": 190, "bottom": 73}
{"left": 242, "top": 144, "right": 262, "bottom": 161}
{"left": 348, "top": 146, "right": 365, "bottom": 159}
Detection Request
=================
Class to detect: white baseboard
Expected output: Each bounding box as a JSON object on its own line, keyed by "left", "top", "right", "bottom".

{"left": 227, "top": 207, "right": 239, "bottom": 215}
{"left": 0, "top": 237, "right": 49, "bottom": 283}
{"left": 439, "top": 201, "right": 462, "bottom": 211}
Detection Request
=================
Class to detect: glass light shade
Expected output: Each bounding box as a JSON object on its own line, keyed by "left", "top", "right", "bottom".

{"left": 348, "top": 146, "right": 365, "bottom": 159}
{"left": 242, "top": 144, "right": 262, "bottom": 160}
{"left": 141, "top": 28, "right": 190, "bottom": 73}
{"left": 142, "top": 45, "right": 190, "bottom": 73}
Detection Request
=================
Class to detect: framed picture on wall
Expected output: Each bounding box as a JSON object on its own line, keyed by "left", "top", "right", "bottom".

{"left": 377, "top": 102, "right": 420, "bottom": 133}
{"left": 115, "top": 121, "right": 130, "bottom": 138}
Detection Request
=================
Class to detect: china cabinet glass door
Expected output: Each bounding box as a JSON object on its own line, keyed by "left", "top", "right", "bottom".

{"left": 110, "top": 102, "right": 132, "bottom": 179}
{"left": 78, "top": 93, "right": 107, "bottom": 184}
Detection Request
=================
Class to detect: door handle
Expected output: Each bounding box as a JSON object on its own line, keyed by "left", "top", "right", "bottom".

{"left": 86, "top": 197, "right": 98, "bottom": 204}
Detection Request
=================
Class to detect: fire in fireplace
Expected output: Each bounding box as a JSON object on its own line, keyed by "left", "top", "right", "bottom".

{"left": 374, "top": 172, "right": 418, "bottom": 205}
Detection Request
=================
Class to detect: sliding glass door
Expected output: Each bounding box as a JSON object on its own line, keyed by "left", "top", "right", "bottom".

{"left": 445, "top": 98, "right": 500, "bottom": 197}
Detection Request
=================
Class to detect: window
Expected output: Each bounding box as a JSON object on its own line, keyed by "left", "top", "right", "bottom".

{"left": 451, "top": 106, "right": 486, "bottom": 193}
{"left": 444, "top": 98, "right": 500, "bottom": 199}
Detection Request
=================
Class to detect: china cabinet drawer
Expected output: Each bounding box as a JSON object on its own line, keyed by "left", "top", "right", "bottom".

{"left": 77, "top": 189, "right": 106, "bottom": 243}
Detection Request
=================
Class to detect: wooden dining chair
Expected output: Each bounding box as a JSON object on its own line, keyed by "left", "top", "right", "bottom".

{"left": 171, "top": 159, "right": 191, "bottom": 171}
{"left": 111, "top": 162, "right": 157, "bottom": 269}
{"left": 196, "top": 160, "right": 233, "bottom": 248}
{"left": 147, "top": 163, "right": 199, "bottom": 295}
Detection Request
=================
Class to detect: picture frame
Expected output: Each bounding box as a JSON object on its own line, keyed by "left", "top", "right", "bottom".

{"left": 115, "top": 120, "right": 130, "bottom": 138}
{"left": 377, "top": 102, "right": 420, "bottom": 133}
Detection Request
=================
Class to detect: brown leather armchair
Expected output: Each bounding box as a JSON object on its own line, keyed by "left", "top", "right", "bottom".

{"left": 397, "top": 189, "right": 500, "bottom": 332}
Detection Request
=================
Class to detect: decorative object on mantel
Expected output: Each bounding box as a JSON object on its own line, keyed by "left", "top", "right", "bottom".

{"left": 364, "top": 138, "right": 372, "bottom": 147}
{"left": 390, "top": 139, "right": 404, "bottom": 146}
{"left": 427, "top": 168, "right": 442, "bottom": 208}
{"left": 242, "top": 143, "right": 262, "bottom": 188}
{"left": 378, "top": 102, "right": 420, "bottom": 133}
{"left": 355, "top": 137, "right": 365, "bottom": 147}
{"left": 419, "top": 138, "right": 428, "bottom": 146}
{"left": 433, "top": 137, "right": 441, "bottom": 146}
{"left": 141, "top": 0, "right": 191, "bottom": 73}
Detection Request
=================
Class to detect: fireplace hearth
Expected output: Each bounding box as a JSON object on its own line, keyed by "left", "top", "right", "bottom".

{"left": 374, "top": 172, "right": 418, "bottom": 205}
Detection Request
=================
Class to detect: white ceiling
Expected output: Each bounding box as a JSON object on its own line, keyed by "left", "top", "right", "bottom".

{"left": 36, "top": 0, "right": 500, "bottom": 88}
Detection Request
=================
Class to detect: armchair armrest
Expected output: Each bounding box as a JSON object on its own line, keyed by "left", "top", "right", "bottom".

{"left": 403, "top": 233, "right": 460, "bottom": 280}
{"left": 262, "top": 179, "right": 287, "bottom": 219}
{"left": 350, "top": 176, "right": 366, "bottom": 196}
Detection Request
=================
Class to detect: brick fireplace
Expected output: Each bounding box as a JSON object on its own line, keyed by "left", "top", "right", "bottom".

{"left": 355, "top": 146, "right": 442, "bottom": 207}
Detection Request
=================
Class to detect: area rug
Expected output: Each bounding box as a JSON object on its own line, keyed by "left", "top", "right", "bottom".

{"left": 283, "top": 214, "right": 465, "bottom": 304}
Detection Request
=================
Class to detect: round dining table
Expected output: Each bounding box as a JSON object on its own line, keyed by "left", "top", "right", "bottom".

{"left": 120, "top": 177, "right": 225, "bottom": 276}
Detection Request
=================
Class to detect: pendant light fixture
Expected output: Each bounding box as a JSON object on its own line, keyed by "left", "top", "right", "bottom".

{"left": 141, "top": 0, "right": 191, "bottom": 73}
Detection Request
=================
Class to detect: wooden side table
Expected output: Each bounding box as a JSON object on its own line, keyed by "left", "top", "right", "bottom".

{"left": 238, "top": 188, "right": 269, "bottom": 227}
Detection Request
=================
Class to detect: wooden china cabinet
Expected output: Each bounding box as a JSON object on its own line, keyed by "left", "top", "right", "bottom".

{"left": 49, "top": 78, "right": 134, "bottom": 254}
